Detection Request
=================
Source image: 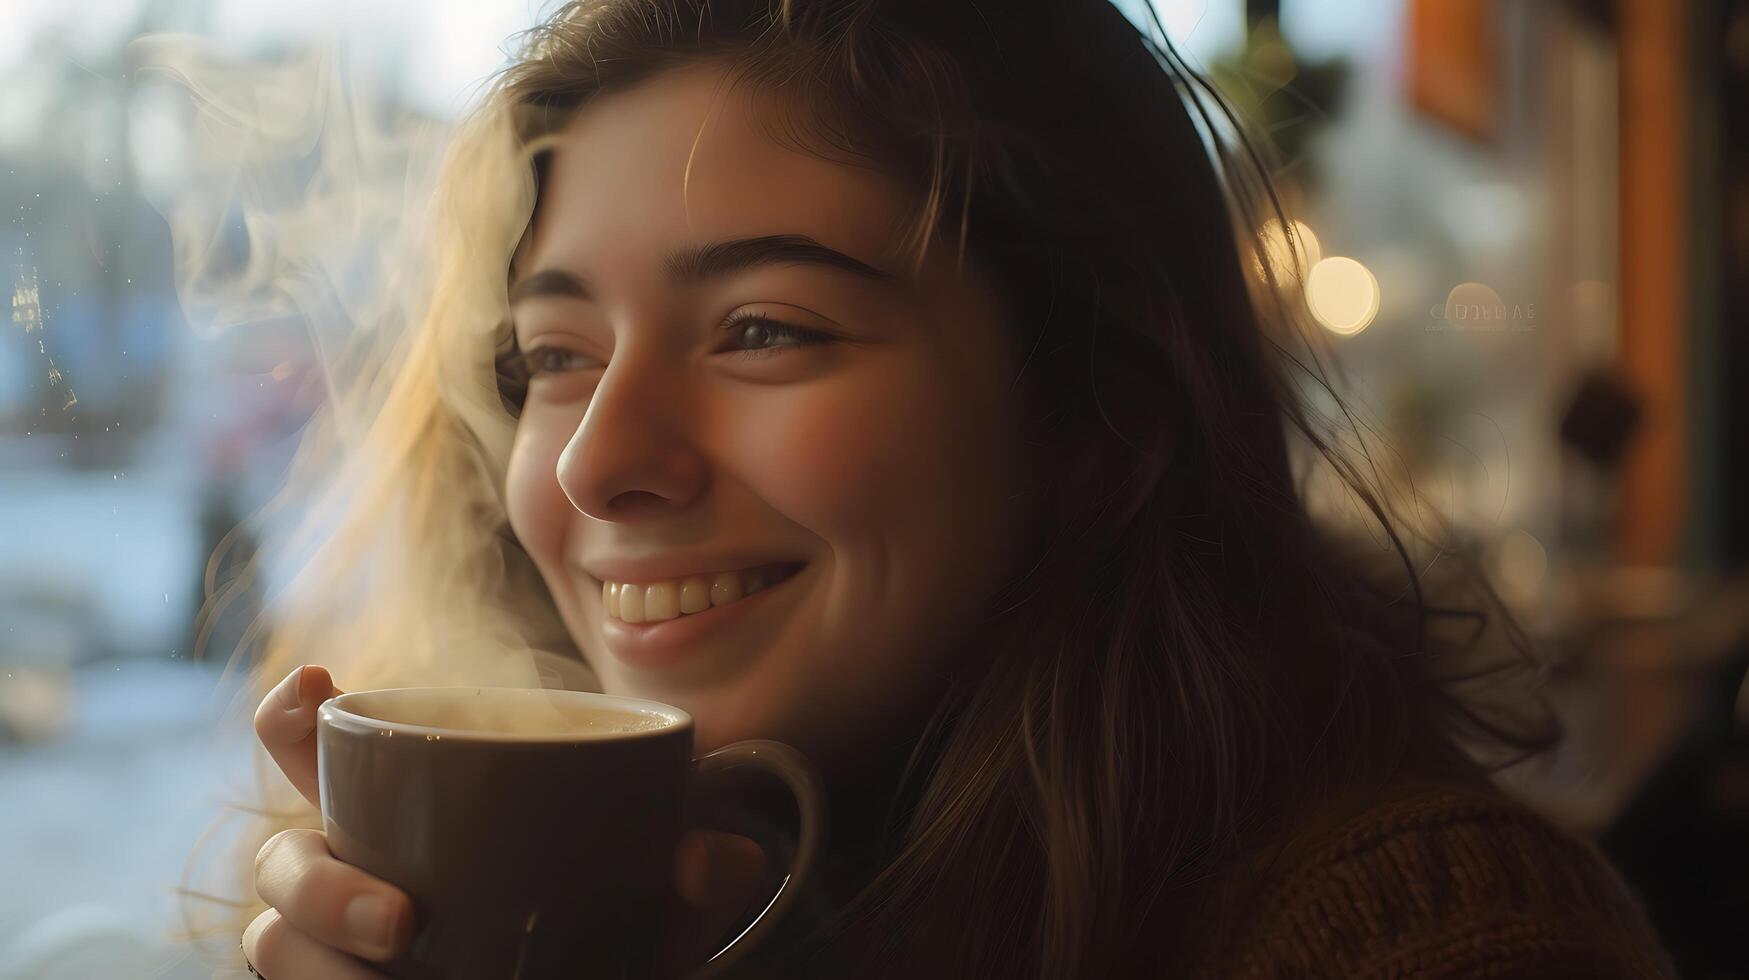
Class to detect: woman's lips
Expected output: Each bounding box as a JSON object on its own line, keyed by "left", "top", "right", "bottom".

{"left": 595, "top": 563, "right": 807, "bottom": 670}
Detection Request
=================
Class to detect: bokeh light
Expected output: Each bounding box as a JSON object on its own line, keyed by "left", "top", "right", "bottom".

{"left": 1305, "top": 255, "right": 1379, "bottom": 335}
{"left": 1443, "top": 281, "right": 1505, "bottom": 323}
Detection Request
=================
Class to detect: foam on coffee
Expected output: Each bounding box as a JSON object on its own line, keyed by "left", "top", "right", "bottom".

{"left": 356, "top": 689, "right": 675, "bottom": 738}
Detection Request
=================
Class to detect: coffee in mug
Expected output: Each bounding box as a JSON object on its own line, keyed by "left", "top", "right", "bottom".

{"left": 316, "top": 686, "right": 827, "bottom": 980}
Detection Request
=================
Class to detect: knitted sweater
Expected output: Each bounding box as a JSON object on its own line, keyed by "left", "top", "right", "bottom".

{"left": 1190, "top": 779, "right": 1679, "bottom": 978}
{"left": 725, "top": 775, "right": 1676, "bottom": 977}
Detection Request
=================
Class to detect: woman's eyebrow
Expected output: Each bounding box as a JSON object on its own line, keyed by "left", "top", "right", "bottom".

{"left": 509, "top": 268, "right": 591, "bottom": 305}
{"left": 509, "top": 233, "right": 897, "bottom": 305}
{"left": 667, "top": 233, "right": 898, "bottom": 284}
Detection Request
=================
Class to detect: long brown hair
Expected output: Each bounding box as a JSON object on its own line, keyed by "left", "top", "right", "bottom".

{"left": 481, "top": 1, "right": 1561, "bottom": 975}
{"left": 185, "top": 0, "right": 1560, "bottom": 975}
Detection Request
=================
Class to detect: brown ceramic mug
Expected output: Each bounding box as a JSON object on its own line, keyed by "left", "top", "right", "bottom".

{"left": 315, "top": 686, "right": 827, "bottom": 979}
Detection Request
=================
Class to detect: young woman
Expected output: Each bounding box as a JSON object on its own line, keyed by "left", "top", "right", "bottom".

{"left": 218, "top": 0, "right": 1676, "bottom": 975}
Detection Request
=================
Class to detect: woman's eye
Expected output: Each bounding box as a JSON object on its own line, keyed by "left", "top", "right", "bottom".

{"left": 721, "top": 313, "right": 835, "bottom": 360}
{"left": 515, "top": 316, "right": 832, "bottom": 377}
{"left": 520, "top": 346, "right": 598, "bottom": 377}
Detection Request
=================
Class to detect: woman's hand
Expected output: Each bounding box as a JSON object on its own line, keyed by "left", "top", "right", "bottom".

{"left": 243, "top": 665, "right": 768, "bottom": 979}
{"left": 245, "top": 665, "right": 406, "bottom": 978}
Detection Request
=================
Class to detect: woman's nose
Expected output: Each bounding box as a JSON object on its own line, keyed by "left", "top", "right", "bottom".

{"left": 554, "top": 351, "right": 707, "bottom": 521}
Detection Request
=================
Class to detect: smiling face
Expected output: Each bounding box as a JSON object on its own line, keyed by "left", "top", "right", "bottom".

{"left": 503, "top": 61, "right": 1038, "bottom": 770}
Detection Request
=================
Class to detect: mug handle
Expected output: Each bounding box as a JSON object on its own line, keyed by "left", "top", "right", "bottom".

{"left": 680, "top": 739, "right": 827, "bottom": 979}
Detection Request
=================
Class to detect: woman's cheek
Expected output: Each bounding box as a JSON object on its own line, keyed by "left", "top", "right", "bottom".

{"left": 504, "top": 417, "right": 572, "bottom": 568}
{"left": 719, "top": 370, "right": 937, "bottom": 531}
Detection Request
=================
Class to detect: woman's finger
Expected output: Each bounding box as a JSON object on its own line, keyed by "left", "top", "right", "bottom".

{"left": 254, "top": 828, "right": 414, "bottom": 965}
{"left": 253, "top": 665, "right": 344, "bottom": 808}
{"left": 674, "top": 828, "right": 767, "bottom": 920}
{"left": 657, "top": 830, "right": 769, "bottom": 974}
{"left": 242, "top": 907, "right": 395, "bottom": 980}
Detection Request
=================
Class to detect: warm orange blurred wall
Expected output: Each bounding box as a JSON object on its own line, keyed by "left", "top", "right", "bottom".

{"left": 1406, "top": 0, "right": 1498, "bottom": 142}
{"left": 1618, "top": 0, "right": 1689, "bottom": 565}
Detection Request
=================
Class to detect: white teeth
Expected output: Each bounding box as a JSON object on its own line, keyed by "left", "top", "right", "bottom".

{"left": 644, "top": 582, "right": 679, "bottom": 622}
{"left": 602, "top": 564, "right": 798, "bottom": 623}
{"left": 709, "top": 571, "right": 743, "bottom": 607}
{"left": 618, "top": 583, "right": 645, "bottom": 624}
{"left": 679, "top": 577, "right": 711, "bottom": 614}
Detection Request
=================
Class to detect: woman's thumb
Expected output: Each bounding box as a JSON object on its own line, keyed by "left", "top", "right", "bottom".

{"left": 253, "top": 664, "right": 344, "bottom": 809}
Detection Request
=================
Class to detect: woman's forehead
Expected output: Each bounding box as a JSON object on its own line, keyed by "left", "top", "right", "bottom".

{"left": 523, "top": 62, "right": 918, "bottom": 281}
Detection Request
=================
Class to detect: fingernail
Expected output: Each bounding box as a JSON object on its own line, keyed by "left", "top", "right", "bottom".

{"left": 344, "top": 893, "right": 397, "bottom": 953}
{"left": 287, "top": 666, "right": 309, "bottom": 709}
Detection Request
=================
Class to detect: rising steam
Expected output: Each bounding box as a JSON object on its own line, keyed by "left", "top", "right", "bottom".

{"left": 133, "top": 31, "right": 598, "bottom": 970}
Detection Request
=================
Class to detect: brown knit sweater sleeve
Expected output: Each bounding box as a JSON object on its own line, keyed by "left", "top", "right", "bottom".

{"left": 1209, "top": 782, "right": 1678, "bottom": 978}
